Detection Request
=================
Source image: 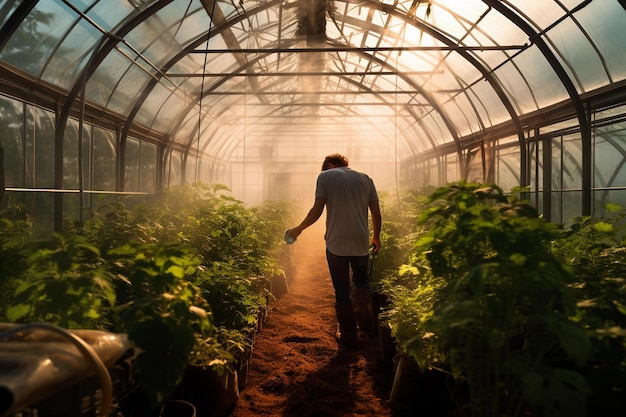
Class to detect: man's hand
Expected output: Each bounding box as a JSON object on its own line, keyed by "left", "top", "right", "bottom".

{"left": 286, "top": 198, "right": 325, "bottom": 242}
{"left": 370, "top": 238, "right": 381, "bottom": 255}
{"left": 286, "top": 228, "right": 302, "bottom": 240}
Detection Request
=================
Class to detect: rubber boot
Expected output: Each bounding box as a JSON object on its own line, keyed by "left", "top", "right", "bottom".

{"left": 351, "top": 287, "right": 372, "bottom": 332}
{"left": 335, "top": 304, "right": 358, "bottom": 345}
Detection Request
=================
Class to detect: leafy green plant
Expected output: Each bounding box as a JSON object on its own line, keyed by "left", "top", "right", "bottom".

{"left": 193, "top": 261, "right": 266, "bottom": 332}
{"left": 404, "top": 181, "right": 590, "bottom": 417}
{"left": 552, "top": 203, "right": 626, "bottom": 414}
{"left": 0, "top": 204, "right": 33, "bottom": 321}
{"left": 7, "top": 233, "right": 115, "bottom": 329}
{"left": 75, "top": 199, "right": 178, "bottom": 251}
{"left": 189, "top": 326, "right": 251, "bottom": 376}
{"left": 372, "top": 189, "right": 431, "bottom": 291}
{"left": 108, "top": 242, "right": 213, "bottom": 406}
{"left": 2, "top": 183, "right": 289, "bottom": 411}
{"left": 251, "top": 198, "right": 297, "bottom": 277}
{"left": 380, "top": 266, "right": 444, "bottom": 368}
{"left": 182, "top": 192, "right": 277, "bottom": 278}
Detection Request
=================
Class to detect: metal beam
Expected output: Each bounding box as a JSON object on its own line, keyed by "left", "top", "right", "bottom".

{"left": 190, "top": 45, "right": 526, "bottom": 53}
{"left": 168, "top": 70, "right": 440, "bottom": 77}
{"left": 200, "top": 90, "right": 441, "bottom": 96}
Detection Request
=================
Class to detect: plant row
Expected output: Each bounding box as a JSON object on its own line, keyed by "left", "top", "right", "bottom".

{"left": 374, "top": 181, "right": 626, "bottom": 417}
{"left": 0, "top": 184, "right": 294, "bottom": 413}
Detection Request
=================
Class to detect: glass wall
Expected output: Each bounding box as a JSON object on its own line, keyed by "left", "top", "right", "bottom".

{"left": 402, "top": 104, "right": 626, "bottom": 225}
{"left": 593, "top": 105, "right": 626, "bottom": 218}
{"left": 0, "top": 93, "right": 157, "bottom": 233}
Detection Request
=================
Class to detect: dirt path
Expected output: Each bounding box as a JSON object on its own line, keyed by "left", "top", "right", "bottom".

{"left": 230, "top": 225, "right": 395, "bottom": 417}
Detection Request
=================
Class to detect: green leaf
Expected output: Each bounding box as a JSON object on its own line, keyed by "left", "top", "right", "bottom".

{"left": 615, "top": 300, "right": 626, "bottom": 315}
{"left": 509, "top": 253, "right": 527, "bottom": 266}
{"left": 592, "top": 221, "right": 614, "bottom": 234}
{"left": 108, "top": 244, "right": 136, "bottom": 256}
{"left": 540, "top": 369, "right": 589, "bottom": 417}
{"left": 554, "top": 322, "right": 590, "bottom": 368}
{"left": 165, "top": 264, "right": 186, "bottom": 279}
{"left": 6, "top": 303, "right": 30, "bottom": 322}
{"left": 604, "top": 202, "right": 623, "bottom": 213}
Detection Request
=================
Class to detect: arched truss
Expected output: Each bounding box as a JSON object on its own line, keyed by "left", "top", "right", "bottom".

{"left": 1, "top": 0, "right": 625, "bottom": 224}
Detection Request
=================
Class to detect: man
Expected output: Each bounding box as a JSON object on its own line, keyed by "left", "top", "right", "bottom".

{"left": 286, "top": 153, "right": 382, "bottom": 345}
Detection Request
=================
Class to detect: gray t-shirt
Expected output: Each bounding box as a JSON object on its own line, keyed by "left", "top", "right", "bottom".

{"left": 315, "top": 166, "right": 379, "bottom": 256}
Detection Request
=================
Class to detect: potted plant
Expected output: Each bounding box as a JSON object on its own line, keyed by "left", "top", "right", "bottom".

{"left": 107, "top": 242, "right": 214, "bottom": 410}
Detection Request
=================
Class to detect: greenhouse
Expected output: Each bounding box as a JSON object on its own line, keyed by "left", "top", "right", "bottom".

{"left": 0, "top": 1, "right": 625, "bottom": 417}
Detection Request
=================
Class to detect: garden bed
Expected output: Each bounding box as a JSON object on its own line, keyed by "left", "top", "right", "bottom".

{"left": 231, "top": 228, "right": 395, "bottom": 417}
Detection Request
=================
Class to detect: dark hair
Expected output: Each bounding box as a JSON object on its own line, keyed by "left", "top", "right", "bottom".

{"left": 321, "top": 153, "right": 349, "bottom": 171}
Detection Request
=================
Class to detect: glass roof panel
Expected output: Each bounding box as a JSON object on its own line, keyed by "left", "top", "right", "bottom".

{"left": 504, "top": 0, "right": 567, "bottom": 29}
{"left": 86, "top": 0, "right": 143, "bottom": 31}
{"left": 216, "top": 0, "right": 240, "bottom": 20}
{"left": 576, "top": 0, "right": 626, "bottom": 83}
{"left": 124, "top": 3, "right": 196, "bottom": 68}
{"left": 426, "top": 0, "right": 491, "bottom": 42}
{"left": 435, "top": 0, "right": 489, "bottom": 24}
{"left": 446, "top": 93, "right": 482, "bottom": 137}
{"left": 42, "top": 15, "right": 101, "bottom": 88}
{"left": 465, "top": 82, "right": 511, "bottom": 128}
{"left": 545, "top": 16, "right": 608, "bottom": 93}
{"left": 87, "top": 45, "right": 151, "bottom": 113}
{"left": 505, "top": 45, "right": 570, "bottom": 110}
{"left": 167, "top": 57, "right": 203, "bottom": 88}
{"left": 0, "top": 1, "right": 19, "bottom": 27}
{"left": 0, "top": 0, "right": 73, "bottom": 77}
{"left": 473, "top": 5, "right": 528, "bottom": 46}
{"left": 175, "top": 115, "right": 198, "bottom": 147}
{"left": 421, "top": 110, "right": 450, "bottom": 148}
{"left": 153, "top": 3, "right": 207, "bottom": 46}
{"left": 93, "top": 2, "right": 207, "bottom": 118}
{"left": 490, "top": 58, "right": 537, "bottom": 114}
{"left": 1, "top": 0, "right": 624, "bottom": 175}
{"left": 136, "top": 82, "right": 187, "bottom": 129}
{"left": 394, "top": 117, "right": 424, "bottom": 156}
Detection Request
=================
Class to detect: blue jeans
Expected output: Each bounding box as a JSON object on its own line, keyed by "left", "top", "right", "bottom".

{"left": 326, "top": 249, "right": 370, "bottom": 306}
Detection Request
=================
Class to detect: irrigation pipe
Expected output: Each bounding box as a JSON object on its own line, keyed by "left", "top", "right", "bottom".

{"left": 0, "top": 322, "right": 113, "bottom": 417}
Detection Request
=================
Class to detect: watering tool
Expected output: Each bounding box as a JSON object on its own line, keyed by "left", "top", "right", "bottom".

{"left": 284, "top": 230, "right": 296, "bottom": 244}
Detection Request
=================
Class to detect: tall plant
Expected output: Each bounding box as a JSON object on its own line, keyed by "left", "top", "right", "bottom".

{"left": 6, "top": 233, "right": 115, "bottom": 329}
{"left": 108, "top": 242, "right": 213, "bottom": 406}
{"left": 373, "top": 188, "right": 432, "bottom": 291}
{"left": 413, "top": 181, "right": 590, "bottom": 417}
{"left": 0, "top": 204, "right": 33, "bottom": 321}
{"left": 552, "top": 203, "right": 626, "bottom": 414}
{"left": 3, "top": 183, "right": 290, "bottom": 410}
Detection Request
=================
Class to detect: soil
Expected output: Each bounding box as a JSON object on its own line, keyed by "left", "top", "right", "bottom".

{"left": 230, "top": 224, "right": 396, "bottom": 417}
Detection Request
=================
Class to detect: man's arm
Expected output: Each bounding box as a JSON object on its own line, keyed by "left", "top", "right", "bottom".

{"left": 286, "top": 197, "right": 326, "bottom": 239}
{"left": 369, "top": 200, "right": 382, "bottom": 254}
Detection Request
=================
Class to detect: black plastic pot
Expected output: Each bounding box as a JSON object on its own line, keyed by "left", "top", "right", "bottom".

{"left": 159, "top": 400, "right": 196, "bottom": 417}
{"left": 176, "top": 366, "right": 239, "bottom": 417}
{"left": 390, "top": 355, "right": 465, "bottom": 417}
